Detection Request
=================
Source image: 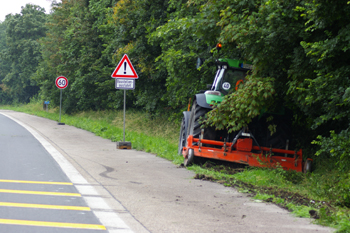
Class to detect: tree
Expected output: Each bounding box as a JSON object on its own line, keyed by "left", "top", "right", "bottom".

{"left": 149, "top": 0, "right": 224, "bottom": 111}
{"left": 200, "top": 0, "right": 350, "bottom": 170}
{"left": 36, "top": 0, "right": 118, "bottom": 113}
{"left": 1, "top": 4, "right": 47, "bottom": 103}
{"left": 106, "top": 0, "right": 171, "bottom": 114}
{"left": 0, "top": 22, "right": 11, "bottom": 103}
{"left": 300, "top": 0, "right": 350, "bottom": 171}
{"left": 37, "top": 0, "right": 170, "bottom": 114}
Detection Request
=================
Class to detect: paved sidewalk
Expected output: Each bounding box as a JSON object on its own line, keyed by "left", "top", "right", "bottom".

{"left": 0, "top": 110, "right": 335, "bottom": 233}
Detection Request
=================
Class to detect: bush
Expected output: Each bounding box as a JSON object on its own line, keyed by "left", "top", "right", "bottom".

{"left": 312, "top": 128, "right": 350, "bottom": 173}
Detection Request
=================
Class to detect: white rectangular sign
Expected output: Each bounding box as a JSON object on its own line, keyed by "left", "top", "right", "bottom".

{"left": 115, "top": 78, "right": 135, "bottom": 90}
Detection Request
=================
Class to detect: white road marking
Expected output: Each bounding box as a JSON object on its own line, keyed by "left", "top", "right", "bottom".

{"left": 94, "top": 211, "right": 133, "bottom": 233}
{"left": 84, "top": 196, "right": 111, "bottom": 210}
{"left": 75, "top": 185, "right": 100, "bottom": 196}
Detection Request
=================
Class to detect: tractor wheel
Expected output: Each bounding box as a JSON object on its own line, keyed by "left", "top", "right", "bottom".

{"left": 187, "top": 100, "right": 215, "bottom": 140}
{"left": 178, "top": 116, "right": 187, "bottom": 155}
{"left": 303, "top": 159, "right": 312, "bottom": 173}
{"left": 184, "top": 148, "right": 194, "bottom": 167}
{"left": 184, "top": 100, "right": 216, "bottom": 166}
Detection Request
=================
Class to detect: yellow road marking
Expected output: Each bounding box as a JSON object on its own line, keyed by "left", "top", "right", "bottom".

{"left": 0, "top": 202, "right": 90, "bottom": 211}
{"left": 0, "top": 179, "right": 72, "bottom": 185}
{"left": 0, "top": 219, "right": 106, "bottom": 230}
{"left": 0, "top": 189, "right": 81, "bottom": 197}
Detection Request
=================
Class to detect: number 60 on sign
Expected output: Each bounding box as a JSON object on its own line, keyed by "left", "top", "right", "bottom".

{"left": 55, "top": 76, "right": 68, "bottom": 89}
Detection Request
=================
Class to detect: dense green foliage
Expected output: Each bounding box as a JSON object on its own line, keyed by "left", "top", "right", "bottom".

{"left": 0, "top": 0, "right": 349, "bottom": 199}
{"left": 0, "top": 4, "right": 47, "bottom": 103}
{"left": 0, "top": 21, "right": 10, "bottom": 103}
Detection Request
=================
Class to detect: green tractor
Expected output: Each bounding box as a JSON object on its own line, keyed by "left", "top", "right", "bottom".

{"left": 178, "top": 58, "right": 252, "bottom": 155}
{"left": 178, "top": 57, "right": 310, "bottom": 172}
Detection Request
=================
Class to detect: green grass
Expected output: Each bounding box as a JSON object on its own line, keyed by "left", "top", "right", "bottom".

{"left": 1, "top": 102, "right": 349, "bottom": 232}
{"left": 0, "top": 103, "right": 182, "bottom": 164}
{"left": 254, "top": 193, "right": 313, "bottom": 218}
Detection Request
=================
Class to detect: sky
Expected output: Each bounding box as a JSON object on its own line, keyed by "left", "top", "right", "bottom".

{"left": 0, "top": 0, "right": 61, "bottom": 22}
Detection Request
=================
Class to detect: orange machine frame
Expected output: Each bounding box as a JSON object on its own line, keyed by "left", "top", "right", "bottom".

{"left": 182, "top": 135, "right": 305, "bottom": 172}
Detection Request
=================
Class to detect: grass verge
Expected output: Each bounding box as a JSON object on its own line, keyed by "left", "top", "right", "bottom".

{"left": 0, "top": 103, "right": 182, "bottom": 164}
{"left": 1, "top": 102, "right": 349, "bottom": 232}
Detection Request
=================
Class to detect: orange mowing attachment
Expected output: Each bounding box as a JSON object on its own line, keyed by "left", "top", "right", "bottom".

{"left": 182, "top": 135, "right": 304, "bottom": 172}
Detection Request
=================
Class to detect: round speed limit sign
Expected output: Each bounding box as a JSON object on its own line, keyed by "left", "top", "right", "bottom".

{"left": 55, "top": 76, "right": 68, "bottom": 89}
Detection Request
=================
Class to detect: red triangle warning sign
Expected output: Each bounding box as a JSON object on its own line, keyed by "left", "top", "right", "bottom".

{"left": 111, "top": 54, "right": 139, "bottom": 79}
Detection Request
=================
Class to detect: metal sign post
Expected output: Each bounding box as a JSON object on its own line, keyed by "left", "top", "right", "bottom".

{"left": 115, "top": 79, "right": 135, "bottom": 142}
{"left": 55, "top": 76, "right": 68, "bottom": 125}
{"left": 123, "top": 89, "right": 126, "bottom": 142}
{"left": 59, "top": 89, "right": 63, "bottom": 124}
{"left": 111, "top": 54, "right": 138, "bottom": 149}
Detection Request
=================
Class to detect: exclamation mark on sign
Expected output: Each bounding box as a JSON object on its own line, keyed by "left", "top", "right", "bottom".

{"left": 124, "top": 61, "right": 127, "bottom": 74}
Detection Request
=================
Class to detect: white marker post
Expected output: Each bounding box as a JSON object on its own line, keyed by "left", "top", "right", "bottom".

{"left": 111, "top": 54, "right": 138, "bottom": 149}
{"left": 55, "top": 76, "right": 68, "bottom": 125}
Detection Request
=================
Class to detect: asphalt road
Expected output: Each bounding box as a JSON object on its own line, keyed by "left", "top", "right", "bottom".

{"left": 0, "top": 113, "right": 110, "bottom": 232}
{"left": 0, "top": 110, "right": 335, "bottom": 233}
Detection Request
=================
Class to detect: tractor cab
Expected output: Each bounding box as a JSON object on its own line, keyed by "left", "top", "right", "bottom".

{"left": 210, "top": 59, "right": 252, "bottom": 96}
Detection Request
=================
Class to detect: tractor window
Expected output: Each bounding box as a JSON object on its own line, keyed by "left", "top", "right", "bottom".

{"left": 215, "top": 69, "right": 247, "bottom": 95}
{"left": 211, "top": 68, "right": 225, "bottom": 91}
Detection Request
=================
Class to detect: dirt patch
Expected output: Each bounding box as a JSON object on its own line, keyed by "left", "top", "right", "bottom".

{"left": 193, "top": 161, "right": 329, "bottom": 219}
{"left": 193, "top": 173, "right": 216, "bottom": 181}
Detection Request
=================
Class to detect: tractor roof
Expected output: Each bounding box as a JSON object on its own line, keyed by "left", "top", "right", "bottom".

{"left": 217, "top": 58, "right": 253, "bottom": 70}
